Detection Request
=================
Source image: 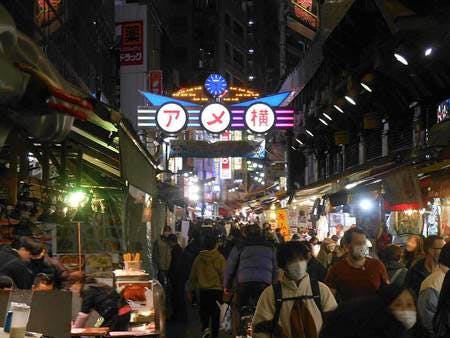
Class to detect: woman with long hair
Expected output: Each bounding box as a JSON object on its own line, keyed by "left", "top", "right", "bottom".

{"left": 403, "top": 235, "right": 424, "bottom": 269}
{"left": 316, "top": 238, "right": 336, "bottom": 270}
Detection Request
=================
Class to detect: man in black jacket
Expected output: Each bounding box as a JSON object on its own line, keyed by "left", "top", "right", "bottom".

{"left": 0, "top": 236, "right": 41, "bottom": 289}
{"left": 71, "top": 276, "right": 131, "bottom": 331}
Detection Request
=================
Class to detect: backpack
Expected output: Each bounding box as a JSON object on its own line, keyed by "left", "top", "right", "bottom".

{"left": 271, "top": 278, "right": 322, "bottom": 332}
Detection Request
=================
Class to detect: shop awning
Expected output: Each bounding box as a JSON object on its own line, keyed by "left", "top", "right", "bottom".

{"left": 119, "top": 120, "right": 158, "bottom": 196}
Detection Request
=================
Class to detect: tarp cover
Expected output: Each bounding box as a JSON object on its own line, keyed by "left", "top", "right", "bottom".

{"left": 169, "top": 140, "right": 264, "bottom": 158}
{"left": 119, "top": 125, "right": 157, "bottom": 195}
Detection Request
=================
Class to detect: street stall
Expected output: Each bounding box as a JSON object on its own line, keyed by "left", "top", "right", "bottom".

{"left": 0, "top": 5, "right": 165, "bottom": 337}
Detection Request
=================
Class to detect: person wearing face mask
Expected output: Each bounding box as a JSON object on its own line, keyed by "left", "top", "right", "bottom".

{"left": 406, "top": 235, "right": 446, "bottom": 297}
{"left": 324, "top": 227, "right": 389, "bottom": 303}
{"left": 252, "top": 241, "right": 337, "bottom": 338}
{"left": 320, "top": 284, "right": 426, "bottom": 338}
{"left": 418, "top": 242, "right": 450, "bottom": 337}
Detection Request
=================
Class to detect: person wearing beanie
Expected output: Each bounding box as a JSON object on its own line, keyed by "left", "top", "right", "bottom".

{"left": 418, "top": 242, "right": 450, "bottom": 337}
{"left": 320, "top": 284, "right": 426, "bottom": 338}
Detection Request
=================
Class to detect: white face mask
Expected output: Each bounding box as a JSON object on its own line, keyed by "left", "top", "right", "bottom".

{"left": 392, "top": 310, "right": 417, "bottom": 330}
{"left": 352, "top": 244, "right": 369, "bottom": 259}
{"left": 286, "top": 260, "right": 308, "bottom": 281}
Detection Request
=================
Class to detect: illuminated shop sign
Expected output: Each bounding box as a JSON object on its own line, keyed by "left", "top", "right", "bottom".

{"left": 291, "top": 0, "right": 319, "bottom": 32}
{"left": 137, "top": 75, "right": 294, "bottom": 134}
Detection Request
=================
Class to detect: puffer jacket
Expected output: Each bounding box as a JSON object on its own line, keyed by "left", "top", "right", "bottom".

{"left": 418, "top": 267, "right": 446, "bottom": 337}
{"left": 224, "top": 238, "right": 277, "bottom": 289}
{"left": 187, "top": 248, "right": 226, "bottom": 290}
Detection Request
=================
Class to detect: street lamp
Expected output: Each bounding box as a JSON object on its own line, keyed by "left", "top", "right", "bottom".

{"left": 65, "top": 189, "right": 88, "bottom": 271}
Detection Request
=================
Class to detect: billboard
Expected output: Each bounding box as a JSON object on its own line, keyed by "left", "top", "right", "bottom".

{"left": 117, "top": 21, "right": 144, "bottom": 66}
{"left": 291, "top": 0, "right": 319, "bottom": 31}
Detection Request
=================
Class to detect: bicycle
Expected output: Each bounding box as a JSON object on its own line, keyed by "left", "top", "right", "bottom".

{"left": 238, "top": 305, "right": 256, "bottom": 338}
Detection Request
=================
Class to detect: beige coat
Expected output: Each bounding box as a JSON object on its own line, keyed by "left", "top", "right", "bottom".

{"left": 252, "top": 273, "right": 337, "bottom": 338}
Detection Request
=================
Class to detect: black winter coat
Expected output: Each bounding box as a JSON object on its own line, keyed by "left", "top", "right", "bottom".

{"left": 320, "top": 296, "right": 427, "bottom": 338}
{"left": 0, "top": 247, "right": 33, "bottom": 289}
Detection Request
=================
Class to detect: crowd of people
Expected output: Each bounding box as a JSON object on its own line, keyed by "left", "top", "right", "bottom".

{"left": 0, "top": 236, "right": 131, "bottom": 331}
{"left": 153, "top": 219, "right": 450, "bottom": 338}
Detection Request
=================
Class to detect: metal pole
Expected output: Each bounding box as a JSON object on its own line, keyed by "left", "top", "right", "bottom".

{"left": 77, "top": 222, "right": 82, "bottom": 271}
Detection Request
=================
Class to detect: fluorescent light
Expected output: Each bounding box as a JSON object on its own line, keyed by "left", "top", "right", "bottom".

{"left": 248, "top": 20, "right": 254, "bottom": 25}
{"left": 248, "top": 75, "right": 255, "bottom": 81}
{"left": 345, "top": 96, "right": 356, "bottom": 105}
{"left": 333, "top": 105, "right": 344, "bottom": 113}
{"left": 306, "top": 129, "right": 314, "bottom": 137}
{"left": 295, "top": 138, "right": 304, "bottom": 145}
{"left": 323, "top": 113, "right": 332, "bottom": 121}
{"left": 425, "top": 47, "right": 433, "bottom": 56}
{"left": 360, "top": 82, "right": 372, "bottom": 92}
{"left": 319, "top": 118, "right": 328, "bottom": 126}
{"left": 394, "top": 53, "right": 408, "bottom": 65}
{"left": 345, "top": 182, "right": 359, "bottom": 190}
{"left": 291, "top": 146, "right": 296, "bottom": 150}
{"left": 248, "top": 49, "right": 254, "bottom": 54}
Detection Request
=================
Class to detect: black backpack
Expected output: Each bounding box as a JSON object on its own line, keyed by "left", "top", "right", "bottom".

{"left": 271, "top": 278, "right": 322, "bottom": 332}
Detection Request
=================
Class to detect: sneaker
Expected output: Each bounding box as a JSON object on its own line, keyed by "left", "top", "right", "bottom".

{"left": 201, "top": 328, "right": 211, "bottom": 338}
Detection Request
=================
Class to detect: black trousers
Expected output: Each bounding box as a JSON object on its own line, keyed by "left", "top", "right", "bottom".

{"left": 199, "top": 289, "right": 223, "bottom": 338}
{"left": 236, "top": 281, "right": 269, "bottom": 309}
{"left": 102, "top": 313, "right": 130, "bottom": 331}
{"left": 235, "top": 282, "right": 269, "bottom": 336}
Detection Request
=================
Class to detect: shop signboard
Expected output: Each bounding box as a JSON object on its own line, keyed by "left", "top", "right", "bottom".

{"left": 138, "top": 85, "right": 293, "bottom": 133}
{"left": 118, "top": 21, "right": 144, "bottom": 66}
{"left": 437, "top": 98, "right": 450, "bottom": 123}
{"left": 155, "top": 103, "right": 188, "bottom": 134}
{"left": 276, "top": 208, "right": 291, "bottom": 240}
{"left": 149, "top": 70, "right": 163, "bottom": 95}
{"left": 244, "top": 103, "right": 276, "bottom": 134}
{"left": 220, "top": 131, "right": 232, "bottom": 179}
{"left": 201, "top": 104, "right": 231, "bottom": 134}
{"left": 291, "top": 0, "right": 319, "bottom": 32}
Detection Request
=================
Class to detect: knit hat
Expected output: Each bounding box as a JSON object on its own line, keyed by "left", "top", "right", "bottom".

{"left": 438, "top": 243, "right": 450, "bottom": 268}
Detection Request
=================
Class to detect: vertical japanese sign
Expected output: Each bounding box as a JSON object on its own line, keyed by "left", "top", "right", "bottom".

{"left": 118, "top": 21, "right": 144, "bottom": 66}
{"left": 220, "top": 131, "right": 232, "bottom": 179}
{"left": 233, "top": 131, "right": 242, "bottom": 170}
{"left": 276, "top": 208, "right": 290, "bottom": 240}
{"left": 149, "top": 70, "right": 163, "bottom": 95}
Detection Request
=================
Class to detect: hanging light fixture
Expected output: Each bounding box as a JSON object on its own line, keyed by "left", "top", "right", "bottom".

{"left": 394, "top": 53, "right": 408, "bottom": 65}
{"left": 323, "top": 113, "right": 332, "bottom": 121}
{"left": 345, "top": 96, "right": 356, "bottom": 105}
{"left": 319, "top": 118, "right": 328, "bottom": 126}
{"left": 333, "top": 105, "right": 344, "bottom": 113}
{"left": 360, "top": 82, "right": 372, "bottom": 92}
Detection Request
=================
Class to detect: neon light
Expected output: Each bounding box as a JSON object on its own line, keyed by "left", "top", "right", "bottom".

{"left": 276, "top": 117, "right": 294, "bottom": 120}
{"left": 231, "top": 92, "right": 291, "bottom": 107}
{"left": 276, "top": 123, "right": 294, "bottom": 127}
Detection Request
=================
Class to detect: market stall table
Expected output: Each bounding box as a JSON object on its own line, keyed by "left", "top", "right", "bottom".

{"left": 71, "top": 327, "right": 109, "bottom": 337}
{"left": 71, "top": 328, "right": 158, "bottom": 337}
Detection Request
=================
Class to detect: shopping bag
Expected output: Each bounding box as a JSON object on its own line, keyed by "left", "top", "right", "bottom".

{"left": 217, "top": 301, "right": 232, "bottom": 333}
